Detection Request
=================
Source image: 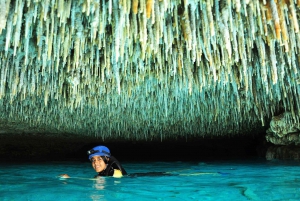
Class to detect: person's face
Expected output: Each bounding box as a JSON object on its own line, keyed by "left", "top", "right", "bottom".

{"left": 91, "top": 156, "right": 107, "bottom": 172}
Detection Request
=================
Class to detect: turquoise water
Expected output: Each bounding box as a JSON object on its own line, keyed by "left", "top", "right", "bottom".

{"left": 1, "top": 159, "right": 300, "bottom": 201}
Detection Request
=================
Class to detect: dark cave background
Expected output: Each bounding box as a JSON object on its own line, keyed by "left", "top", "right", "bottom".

{"left": 0, "top": 132, "right": 270, "bottom": 163}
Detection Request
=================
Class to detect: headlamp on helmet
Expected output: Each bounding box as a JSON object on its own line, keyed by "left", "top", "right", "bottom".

{"left": 87, "top": 146, "right": 111, "bottom": 160}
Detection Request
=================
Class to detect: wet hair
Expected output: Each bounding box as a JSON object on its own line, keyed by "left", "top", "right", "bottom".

{"left": 101, "top": 156, "right": 109, "bottom": 164}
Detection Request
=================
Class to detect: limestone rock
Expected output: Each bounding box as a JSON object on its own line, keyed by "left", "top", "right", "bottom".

{"left": 266, "top": 112, "right": 300, "bottom": 145}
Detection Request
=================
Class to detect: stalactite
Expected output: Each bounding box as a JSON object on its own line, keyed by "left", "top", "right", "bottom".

{"left": 0, "top": 0, "right": 299, "bottom": 140}
{"left": 5, "top": 11, "right": 13, "bottom": 54}
{"left": 269, "top": 39, "right": 278, "bottom": 84}
{"left": 219, "top": 6, "right": 232, "bottom": 61}
{"left": 0, "top": 59, "right": 8, "bottom": 99}
{"left": 269, "top": 0, "right": 281, "bottom": 40}
{"left": 13, "top": 0, "right": 25, "bottom": 56}
{"left": 132, "top": 0, "right": 139, "bottom": 14}
{"left": 206, "top": 0, "right": 215, "bottom": 37}
{"left": 0, "top": 0, "right": 10, "bottom": 34}
{"left": 179, "top": 3, "right": 192, "bottom": 50}
{"left": 184, "top": 56, "right": 193, "bottom": 95}
{"left": 146, "top": 0, "right": 153, "bottom": 18}
{"left": 260, "top": 5, "right": 268, "bottom": 39}
{"left": 289, "top": 0, "right": 299, "bottom": 33}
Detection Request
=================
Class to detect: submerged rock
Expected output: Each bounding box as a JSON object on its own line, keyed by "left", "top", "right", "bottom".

{"left": 266, "top": 145, "right": 300, "bottom": 161}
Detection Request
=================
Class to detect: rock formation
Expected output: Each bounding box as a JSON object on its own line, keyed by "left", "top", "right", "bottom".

{"left": 265, "top": 112, "right": 300, "bottom": 160}
{"left": 266, "top": 112, "right": 300, "bottom": 145}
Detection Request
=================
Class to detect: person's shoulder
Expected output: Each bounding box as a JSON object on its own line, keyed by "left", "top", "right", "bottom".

{"left": 113, "top": 169, "right": 123, "bottom": 178}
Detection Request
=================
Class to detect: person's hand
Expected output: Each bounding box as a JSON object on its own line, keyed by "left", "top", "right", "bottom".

{"left": 58, "top": 174, "right": 70, "bottom": 179}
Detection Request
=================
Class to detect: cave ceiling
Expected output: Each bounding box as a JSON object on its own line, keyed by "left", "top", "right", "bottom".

{"left": 0, "top": 0, "right": 299, "bottom": 141}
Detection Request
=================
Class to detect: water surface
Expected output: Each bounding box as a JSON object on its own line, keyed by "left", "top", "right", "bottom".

{"left": 1, "top": 159, "right": 300, "bottom": 200}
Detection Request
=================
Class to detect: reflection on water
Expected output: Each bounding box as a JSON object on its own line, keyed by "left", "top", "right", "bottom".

{"left": 90, "top": 175, "right": 124, "bottom": 200}
{"left": 93, "top": 176, "right": 106, "bottom": 190}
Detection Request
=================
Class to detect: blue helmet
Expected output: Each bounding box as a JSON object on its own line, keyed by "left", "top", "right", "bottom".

{"left": 87, "top": 146, "right": 111, "bottom": 160}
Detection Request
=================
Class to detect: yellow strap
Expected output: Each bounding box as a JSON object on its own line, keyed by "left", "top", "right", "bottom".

{"left": 113, "top": 169, "right": 123, "bottom": 178}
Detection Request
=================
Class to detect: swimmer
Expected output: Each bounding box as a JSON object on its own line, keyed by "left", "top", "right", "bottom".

{"left": 59, "top": 145, "right": 127, "bottom": 179}
{"left": 58, "top": 146, "right": 223, "bottom": 179}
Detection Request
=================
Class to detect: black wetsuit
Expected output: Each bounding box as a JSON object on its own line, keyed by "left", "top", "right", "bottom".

{"left": 95, "top": 156, "right": 171, "bottom": 177}
{"left": 96, "top": 156, "right": 127, "bottom": 177}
